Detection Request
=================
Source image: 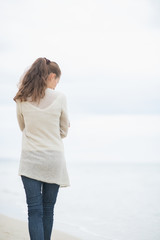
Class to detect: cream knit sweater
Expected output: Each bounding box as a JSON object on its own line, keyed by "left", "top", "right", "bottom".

{"left": 16, "top": 88, "right": 70, "bottom": 187}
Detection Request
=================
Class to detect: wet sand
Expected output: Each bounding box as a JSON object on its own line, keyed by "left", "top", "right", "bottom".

{"left": 0, "top": 214, "right": 80, "bottom": 240}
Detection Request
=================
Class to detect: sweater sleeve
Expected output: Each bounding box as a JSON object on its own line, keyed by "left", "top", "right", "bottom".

{"left": 60, "top": 94, "right": 70, "bottom": 138}
{"left": 16, "top": 100, "right": 25, "bottom": 131}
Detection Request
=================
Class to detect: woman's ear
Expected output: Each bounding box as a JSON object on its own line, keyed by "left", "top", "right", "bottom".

{"left": 48, "top": 73, "right": 56, "bottom": 81}
{"left": 51, "top": 73, "right": 57, "bottom": 79}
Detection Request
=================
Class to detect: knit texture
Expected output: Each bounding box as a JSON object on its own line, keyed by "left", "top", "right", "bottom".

{"left": 16, "top": 88, "right": 70, "bottom": 187}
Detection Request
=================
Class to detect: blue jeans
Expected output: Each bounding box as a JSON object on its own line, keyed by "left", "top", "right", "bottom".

{"left": 21, "top": 175, "right": 60, "bottom": 240}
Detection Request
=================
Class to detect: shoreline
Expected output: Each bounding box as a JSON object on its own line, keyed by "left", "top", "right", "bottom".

{"left": 0, "top": 214, "right": 81, "bottom": 240}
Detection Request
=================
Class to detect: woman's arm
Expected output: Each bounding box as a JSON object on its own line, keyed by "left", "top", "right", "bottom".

{"left": 16, "top": 101, "right": 25, "bottom": 131}
{"left": 60, "top": 94, "right": 70, "bottom": 138}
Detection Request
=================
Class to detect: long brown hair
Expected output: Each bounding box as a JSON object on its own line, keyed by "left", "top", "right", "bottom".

{"left": 13, "top": 57, "right": 61, "bottom": 103}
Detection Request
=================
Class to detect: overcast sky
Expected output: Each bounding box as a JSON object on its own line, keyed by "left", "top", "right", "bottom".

{"left": 0, "top": 0, "right": 159, "bottom": 115}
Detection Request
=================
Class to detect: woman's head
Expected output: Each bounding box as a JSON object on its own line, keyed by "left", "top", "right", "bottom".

{"left": 13, "top": 57, "right": 61, "bottom": 103}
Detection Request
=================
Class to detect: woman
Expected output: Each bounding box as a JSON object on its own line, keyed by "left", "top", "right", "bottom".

{"left": 13, "top": 57, "right": 70, "bottom": 240}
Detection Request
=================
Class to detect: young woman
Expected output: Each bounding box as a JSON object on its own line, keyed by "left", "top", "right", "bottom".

{"left": 13, "top": 57, "right": 70, "bottom": 240}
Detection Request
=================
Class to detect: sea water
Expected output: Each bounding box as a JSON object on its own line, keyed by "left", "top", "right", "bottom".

{"left": 0, "top": 113, "right": 160, "bottom": 240}
{"left": 0, "top": 159, "right": 160, "bottom": 240}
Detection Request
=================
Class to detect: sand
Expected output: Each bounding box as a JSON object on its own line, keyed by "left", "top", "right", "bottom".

{"left": 0, "top": 214, "right": 80, "bottom": 240}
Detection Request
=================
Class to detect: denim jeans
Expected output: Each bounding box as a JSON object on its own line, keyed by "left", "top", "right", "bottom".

{"left": 21, "top": 175, "right": 60, "bottom": 240}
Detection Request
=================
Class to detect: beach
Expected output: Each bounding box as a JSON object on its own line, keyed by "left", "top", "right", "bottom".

{"left": 1, "top": 161, "right": 160, "bottom": 240}
{"left": 0, "top": 214, "right": 80, "bottom": 240}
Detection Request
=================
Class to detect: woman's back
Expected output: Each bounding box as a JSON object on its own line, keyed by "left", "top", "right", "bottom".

{"left": 16, "top": 88, "right": 70, "bottom": 187}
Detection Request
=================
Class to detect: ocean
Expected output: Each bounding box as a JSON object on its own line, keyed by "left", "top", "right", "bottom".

{"left": 0, "top": 113, "right": 160, "bottom": 240}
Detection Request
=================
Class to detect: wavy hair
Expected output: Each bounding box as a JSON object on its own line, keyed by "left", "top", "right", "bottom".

{"left": 13, "top": 57, "right": 61, "bottom": 103}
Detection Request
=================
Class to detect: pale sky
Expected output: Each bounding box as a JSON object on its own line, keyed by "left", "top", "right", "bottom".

{"left": 0, "top": 0, "right": 159, "bottom": 114}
